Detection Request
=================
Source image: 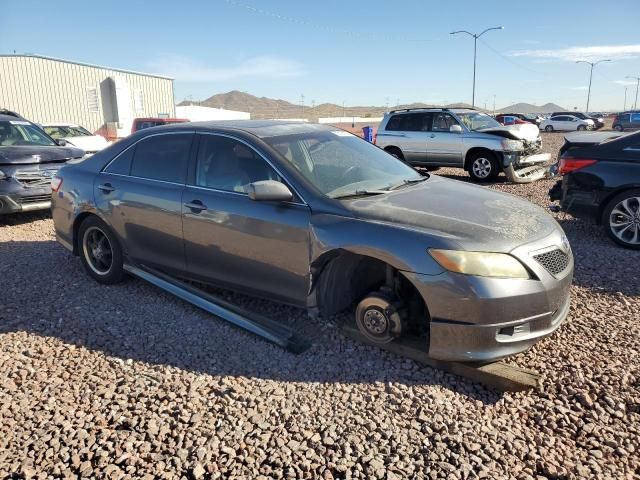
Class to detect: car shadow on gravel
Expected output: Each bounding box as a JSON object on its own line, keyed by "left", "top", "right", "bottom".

{"left": 0, "top": 239, "right": 502, "bottom": 404}
{"left": 0, "top": 210, "right": 51, "bottom": 226}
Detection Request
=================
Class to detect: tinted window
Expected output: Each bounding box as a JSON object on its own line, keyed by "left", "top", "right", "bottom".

{"left": 631, "top": 113, "right": 640, "bottom": 122}
{"left": 130, "top": 133, "right": 192, "bottom": 183}
{"left": 432, "top": 113, "right": 458, "bottom": 132}
{"left": 620, "top": 114, "right": 631, "bottom": 122}
{"left": 405, "top": 113, "right": 431, "bottom": 131}
{"left": 104, "top": 146, "right": 134, "bottom": 175}
{"left": 195, "top": 135, "right": 281, "bottom": 193}
{"left": 385, "top": 115, "right": 406, "bottom": 131}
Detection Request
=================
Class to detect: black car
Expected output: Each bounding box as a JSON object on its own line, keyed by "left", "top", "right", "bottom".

{"left": 549, "top": 131, "right": 640, "bottom": 249}
{"left": 552, "top": 111, "right": 604, "bottom": 130}
{"left": 0, "top": 110, "right": 84, "bottom": 215}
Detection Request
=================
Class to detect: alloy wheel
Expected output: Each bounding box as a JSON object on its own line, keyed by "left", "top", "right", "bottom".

{"left": 609, "top": 196, "right": 640, "bottom": 246}
{"left": 82, "top": 226, "right": 114, "bottom": 275}
{"left": 472, "top": 157, "right": 492, "bottom": 179}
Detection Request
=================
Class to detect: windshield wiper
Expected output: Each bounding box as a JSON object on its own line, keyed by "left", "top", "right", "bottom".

{"left": 332, "top": 189, "right": 390, "bottom": 199}
{"left": 388, "top": 176, "right": 428, "bottom": 191}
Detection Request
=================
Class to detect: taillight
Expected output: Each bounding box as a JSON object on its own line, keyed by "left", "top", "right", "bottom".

{"left": 373, "top": 133, "right": 377, "bottom": 144}
{"left": 558, "top": 157, "right": 597, "bottom": 175}
{"left": 51, "top": 176, "right": 63, "bottom": 192}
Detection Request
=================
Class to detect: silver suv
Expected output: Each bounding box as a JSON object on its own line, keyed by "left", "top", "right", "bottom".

{"left": 375, "top": 108, "right": 550, "bottom": 182}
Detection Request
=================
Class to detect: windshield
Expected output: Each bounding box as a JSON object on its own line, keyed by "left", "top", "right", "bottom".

{"left": 457, "top": 112, "right": 502, "bottom": 131}
{"left": 0, "top": 121, "right": 56, "bottom": 146}
{"left": 44, "top": 125, "right": 92, "bottom": 139}
{"left": 265, "top": 130, "right": 424, "bottom": 198}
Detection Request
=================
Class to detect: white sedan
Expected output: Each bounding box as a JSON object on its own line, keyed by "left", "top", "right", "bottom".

{"left": 540, "top": 115, "right": 594, "bottom": 132}
{"left": 42, "top": 123, "right": 110, "bottom": 154}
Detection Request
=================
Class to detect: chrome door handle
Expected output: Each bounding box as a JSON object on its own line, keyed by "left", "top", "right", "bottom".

{"left": 184, "top": 200, "right": 207, "bottom": 212}
{"left": 97, "top": 183, "right": 115, "bottom": 193}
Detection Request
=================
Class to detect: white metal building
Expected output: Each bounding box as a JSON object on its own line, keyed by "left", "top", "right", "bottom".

{"left": 176, "top": 105, "right": 250, "bottom": 121}
{"left": 0, "top": 54, "right": 176, "bottom": 139}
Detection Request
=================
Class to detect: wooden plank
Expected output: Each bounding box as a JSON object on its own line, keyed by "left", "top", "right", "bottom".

{"left": 341, "top": 326, "right": 540, "bottom": 392}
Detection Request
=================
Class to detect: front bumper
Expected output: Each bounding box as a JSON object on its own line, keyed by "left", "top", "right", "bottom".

{"left": 502, "top": 152, "right": 551, "bottom": 183}
{"left": 0, "top": 192, "right": 51, "bottom": 214}
{"left": 403, "top": 231, "right": 574, "bottom": 362}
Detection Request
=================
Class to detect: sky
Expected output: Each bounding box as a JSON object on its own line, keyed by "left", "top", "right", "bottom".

{"left": 2, "top": 0, "right": 640, "bottom": 111}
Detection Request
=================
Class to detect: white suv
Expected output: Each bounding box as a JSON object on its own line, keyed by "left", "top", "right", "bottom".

{"left": 375, "top": 108, "right": 550, "bottom": 182}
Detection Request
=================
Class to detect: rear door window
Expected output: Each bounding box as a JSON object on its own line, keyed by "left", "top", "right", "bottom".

{"left": 631, "top": 113, "right": 640, "bottom": 122}
{"left": 104, "top": 146, "right": 134, "bottom": 175}
{"left": 130, "top": 133, "right": 192, "bottom": 183}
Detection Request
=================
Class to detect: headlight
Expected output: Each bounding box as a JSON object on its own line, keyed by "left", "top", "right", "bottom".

{"left": 501, "top": 139, "right": 523, "bottom": 151}
{"left": 429, "top": 249, "right": 530, "bottom": 279}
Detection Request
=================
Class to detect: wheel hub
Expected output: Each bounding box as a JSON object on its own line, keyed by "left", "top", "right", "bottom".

{"left": 473, "top": 158, "right": 491, "bottom": 178}
{"left": 363, "top": 309, "right": 388, "bottom": 335}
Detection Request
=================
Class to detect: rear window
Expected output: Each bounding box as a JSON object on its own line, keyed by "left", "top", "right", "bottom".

{"left": 130, "top": 133, "right": 192, "bottom": 183}
{"left": 631, "top": 113, "right": 640, "bottom": 122}
{"left": 385, "top": 113, "right": 431, "bottom": 132}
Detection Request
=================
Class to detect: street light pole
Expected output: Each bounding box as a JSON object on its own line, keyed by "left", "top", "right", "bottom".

{"left": 624, "top": 87, "right": 628, "bottom": 111}
{"left": 627, "top": 76, "right": 640, "bottom": 109}
{"left": 450, "top": 26, "right": 503, "bottom": 107}
{"left": 576, "top": 59, "right": 611, "bottom": 112}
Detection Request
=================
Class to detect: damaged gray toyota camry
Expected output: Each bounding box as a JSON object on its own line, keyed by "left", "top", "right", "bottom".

{"left": 52, "top": 121, "right": 573, "bottom": 362}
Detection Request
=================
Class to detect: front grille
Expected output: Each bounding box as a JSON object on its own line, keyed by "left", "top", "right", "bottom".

{"left": 17, "top": 194, "right": 51, "bottom": 205}
{"left": 534, "top": 249, "right": 570, "bottom": 276}
{"left": 14, "top": 169, "right": 58, "bottom": 188}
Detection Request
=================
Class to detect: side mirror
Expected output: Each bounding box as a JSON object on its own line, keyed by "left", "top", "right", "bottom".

{"left": 449, "top": 125, "right": 463, "bottom": 133}
{"left": 56, "top": 139, "right": 68, "bottom": 146}
{"left": 247, "top": 180, "right": 293, "bottom": 202}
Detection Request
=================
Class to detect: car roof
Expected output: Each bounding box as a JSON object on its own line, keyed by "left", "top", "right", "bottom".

{"left": 0, "top": 113, "right": 30, "bottom": 122}
{"left": 42, "top": 123, "right": 80, "bottom": 127}
{"left": 139, "top": 120, "right": 339, "bottom": 139}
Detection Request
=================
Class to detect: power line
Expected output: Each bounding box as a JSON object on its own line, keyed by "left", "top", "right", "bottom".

{"left": 220, "top": 0, "right": 441, "bottom": 43}
{"left": 478, "top": 38, "right": 543, "bottom": 75}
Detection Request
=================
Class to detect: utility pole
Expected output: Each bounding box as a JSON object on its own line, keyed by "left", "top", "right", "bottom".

{"left": 576, "top": 59, "right": 611, "bottom": 112}
{"left": 624, "top": 87, "right": 628, "bottom": 111}
{"left": 342, "top": 101, "right": 345, "bottom": 120}
{"left": 450, "top": 26, "right": 503, "bottom": 107}
{"left": 626, "top": 76, "right": 640, "bottom": 109}
{"left": 492, "top": 95, "right": 496, "bottom": 116}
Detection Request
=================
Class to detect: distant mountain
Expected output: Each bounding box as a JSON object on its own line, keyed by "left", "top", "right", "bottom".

{"left": 179, "top": 91, "right": 562, "bottom": 119}
{"left": 498, "top": 102, "right": 566, "bottom": 114}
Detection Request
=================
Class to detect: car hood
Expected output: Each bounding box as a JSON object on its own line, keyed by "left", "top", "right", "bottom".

{"left": 64, "top": 135, "right": 109, "bottom": 152}
{"left": 0, "top": 145, "right": 85, "bottom": 165}
{"left": 476, "top": 123, "right": 540, "bottom": 141}
{"left": 345, "top": 176, "right": 559, "bottom": 252}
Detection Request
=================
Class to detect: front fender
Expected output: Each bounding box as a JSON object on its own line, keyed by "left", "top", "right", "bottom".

{"left": 309, "top": 213, "right": 449, "bottom": 275}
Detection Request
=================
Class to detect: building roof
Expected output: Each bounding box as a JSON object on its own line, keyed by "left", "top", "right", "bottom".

{"left": 0, "top": 54, "right": 173, "bottom": 80}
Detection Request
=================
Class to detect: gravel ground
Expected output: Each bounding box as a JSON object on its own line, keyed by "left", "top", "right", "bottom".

{"left": 1, "top": 132, "right": 639, "bottom": 479}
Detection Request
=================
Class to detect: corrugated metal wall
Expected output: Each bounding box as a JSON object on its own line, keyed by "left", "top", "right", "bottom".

{"left": 0, "top": 55, "right": 175, "bottom": 134}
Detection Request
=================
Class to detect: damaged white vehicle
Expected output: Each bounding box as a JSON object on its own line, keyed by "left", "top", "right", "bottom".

{"left": 375, "top": 108, "right": 551, "bottom": 183}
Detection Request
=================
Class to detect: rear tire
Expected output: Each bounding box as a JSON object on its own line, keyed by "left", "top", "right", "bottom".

{"left": 602, "top": 190, "right": 640, "bottom": 250}
{"left": 385, "top": 147, "right": 405, "bottom": 162}
{"left": 545, "top": 125, "right": 554, "bottom": 132}
{"left": 577, "top": 125, "right": 586, "bottom": 131}
{"left": 614, "top": 124, "right": 624, "bottom": 132}
{"left": 78, "top": 216, "right": 126, "bottom": 284}
{"left": 468, "top": 151, "right": 499, "bottom": 182}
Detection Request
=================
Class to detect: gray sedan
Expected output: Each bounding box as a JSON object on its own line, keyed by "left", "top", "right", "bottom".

{"left": 51, "top": 121, "right": 573, "bottom": 362}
